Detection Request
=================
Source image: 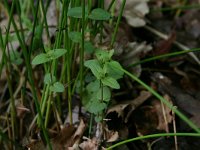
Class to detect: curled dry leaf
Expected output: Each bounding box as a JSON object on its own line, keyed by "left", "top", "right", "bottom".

{"left": 79, "top": 137, "right": 98, "bottom": 150}
{"left": 104, "top": 127, "right": 119, "bottom": 142}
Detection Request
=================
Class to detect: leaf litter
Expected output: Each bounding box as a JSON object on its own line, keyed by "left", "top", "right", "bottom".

{"left": 1, "top": 0, "right": 200, "bottom": 149}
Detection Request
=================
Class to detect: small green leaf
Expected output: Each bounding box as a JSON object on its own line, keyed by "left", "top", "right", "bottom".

{"left": 86, "top": 80, "right": 100, "bottom": 93}
{"left": 67, "top": 7, "right": 88, "bottom": 18}
{"left": 84, "top": 59, "right": 104, "bottom": 79}
{"left": 89, "top": 8, "right": 111, "bottom": 20}
{"left": 32, "top": 53, "right": 49, "bottom": 65}
{"left": 97, "top": 86, "right": 111, "bottom": 102}
{"left": 44, "top": 73, "right": 56, "bottom": 84}
{"left": 95, "top": 115, "right": 103, "bottom": 122}
{"left": 84, "top": 41, "right": 95, "bottom": 54}
{"left": 68, "top": 31, "right": 82, "bottom": 43}
{"left": 106, "top": 61, "right": 124, "bottom": 79}
{"left": 95, "top": 49, "right": 112, "bottom": 63}
{"left": 87, "top": 101, "right": 107, "bottom": 114}
{"left": 47, "top": 49, "right": 67, "bottom": 59}
{"left": 50, "top": 82, "right": 64, "bottom": 93}
{"left": 85, "top": 73, "right": 96, "bottom": 83}
{"left": 101, "top": 76, "right": 120, "bottom": 89}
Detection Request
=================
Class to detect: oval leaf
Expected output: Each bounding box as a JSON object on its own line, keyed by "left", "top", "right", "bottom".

{"left": 68, "top": 31, "right": 82, "bottom": 43}
{"left": 84, "top": 59, "right": 104, "bottom": 79}
{"left": 84, "top": 41, "right": 95, "bottom": 54}
{"left": 89, "top": 8, "right": 111, "bottom": 20}
{"left": 44, "top": 73, "right": 56, "bottom": 84}
{"left": 87, "top": 101, "right": 107, "bottom": 114}
{"left": 97, "top": 86, "right": 111, "bottom": 102}
{"left": 106, "top": 60, "right": 124, "bottom": 79}
{"left": 95, "top": 115, "right": 103, "bottom": 122}
{"left": 50, "top": 82, "right": 64, "bottom": 93}
{"left": 32, "top": 53, "right": 49, "bottom": 65}
{"left": 101, "top": 76, "right": 120, "bottom": 89}
{"left": 47, "top": 49, "right": 67, "bottom": 60}
{"left": 86, "top": 80, "right": 100, "bottom": 93}
{"left": 67, "top": 7, "right": 88, "bottom": 18}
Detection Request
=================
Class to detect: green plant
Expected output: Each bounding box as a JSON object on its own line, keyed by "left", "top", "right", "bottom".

{"left": 84, "top": 49, "right": 124, "bottom": 122}
{"left": 2, "top": 0, "right": 200, "bottom": 149}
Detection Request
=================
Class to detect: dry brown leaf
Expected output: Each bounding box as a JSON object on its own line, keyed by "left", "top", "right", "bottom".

{"left": 26, "top": 125, "right": 76, "bottom": 150}
{"left": 104, "top": 127, "right": 119, "bottom": 142}
{"left": 79, "top": 137, "right": 98, "bottom": 150}
{"left": 70, "top": 119, "right": 86, "bottom": 148}
{"left": 134, "top": 105, "right": 159, "bottom": 135}
{"left": 151, "top": 95, "right": 173, "bottom": 132}
{"left": 107, "top": 90, "right": 151, "bottom": 119}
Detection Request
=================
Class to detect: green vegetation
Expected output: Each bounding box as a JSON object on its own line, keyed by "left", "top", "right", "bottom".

{"left": 0, "top": 0, "right": 200, "bottom": 149}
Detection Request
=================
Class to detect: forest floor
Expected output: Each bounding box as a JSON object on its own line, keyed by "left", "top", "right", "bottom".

{"left": 1, "top": 0, "right": 200, "bottom": 150}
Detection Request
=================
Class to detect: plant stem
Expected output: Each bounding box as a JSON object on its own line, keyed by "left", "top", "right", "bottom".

{"left": 4, "top": 0, "right": 52, "bottom": 149}
{"left": 106, "top": 133, "right": 200, "bottom": 150}
{"left": 129, "top": 48, "right": 200, "bottom": 67}
{"left": 79, "top": 0, "right": 86, "bottom": 116}
{"left": 65, "top": 0, "right": 73, "bottom": 125}
{"left": 121, "top": 68, "right": 200, "bottom": 133}
{"left": 111, "top": 0, "right": 126, "bottom": 47}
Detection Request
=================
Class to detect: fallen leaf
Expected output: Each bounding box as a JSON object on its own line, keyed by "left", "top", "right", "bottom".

{"left": 133, "top": 105, "right": 159, "bottom": 135}
{"left": 104, "top": 126, "right": 119, "bottom": 142}
{"left": 26, "top": 125, "right": 76, "bottom": 150}
{"left": 151, "top": 96, "right": 173, "bottom": 132}
{"left": 107, "top": 90, "right": 151, "bottom": 119}
{"left": 79, "top": 137, "right": 98, "bottom": 150}
{"left": 70, "top": 119, "right": 86, "bottom": 147}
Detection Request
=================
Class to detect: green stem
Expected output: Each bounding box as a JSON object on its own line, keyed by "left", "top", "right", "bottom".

{"left": 6, "top": 67, "right": 17, "bottom": 142}
{"left": 29, "top": 0, "right": 40, "bottom": 57}
{"left": 107, "top": 0, "right": 116, "bottom": 11}
{"left": 106, "top": 133, "right": 200, "bottom": 150}
{"left": 129, "top": 48, "right": 200, "bottom": 67}
{"left": 121, "top": 68, "right": 200, "bottom": 133}
{"left": 4, "top": 0, "right": 52, "bottom": 149}
{"left": 110, "top": 0, "right": 126, "bottom": 47}
{"left": 64, "top": 0, "right": 73, "bottom": 125}
{"left": 79, "top": 0, "right": 86, "bottom": 115}
{"left": 45, "top": 94, "right": 52, "bottom": 127}
{"left": 0, "top": 0, "right": 15, "bottom": 78}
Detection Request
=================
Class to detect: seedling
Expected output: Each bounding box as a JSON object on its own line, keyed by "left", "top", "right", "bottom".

{"left": 84, "top": 49, "right": 124, "bottom": 122}
{"left": 32, "top": 48, "right": 67, "bottom": 93}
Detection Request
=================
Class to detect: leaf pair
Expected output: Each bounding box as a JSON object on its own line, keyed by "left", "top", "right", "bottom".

{"left": 84, "top": 49, "right": 124, "bottom": 89}
{"left": 44, "top": 73, "right": 64, "bottom": 93}
{"left": 68, "top": 7, "right": 111, "bottom": 21}
{"left": 32, "top": 49, "right": 67, "bottom": 65}
{"left": 84, "top": 80, "right": 111, "bottom": 115}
